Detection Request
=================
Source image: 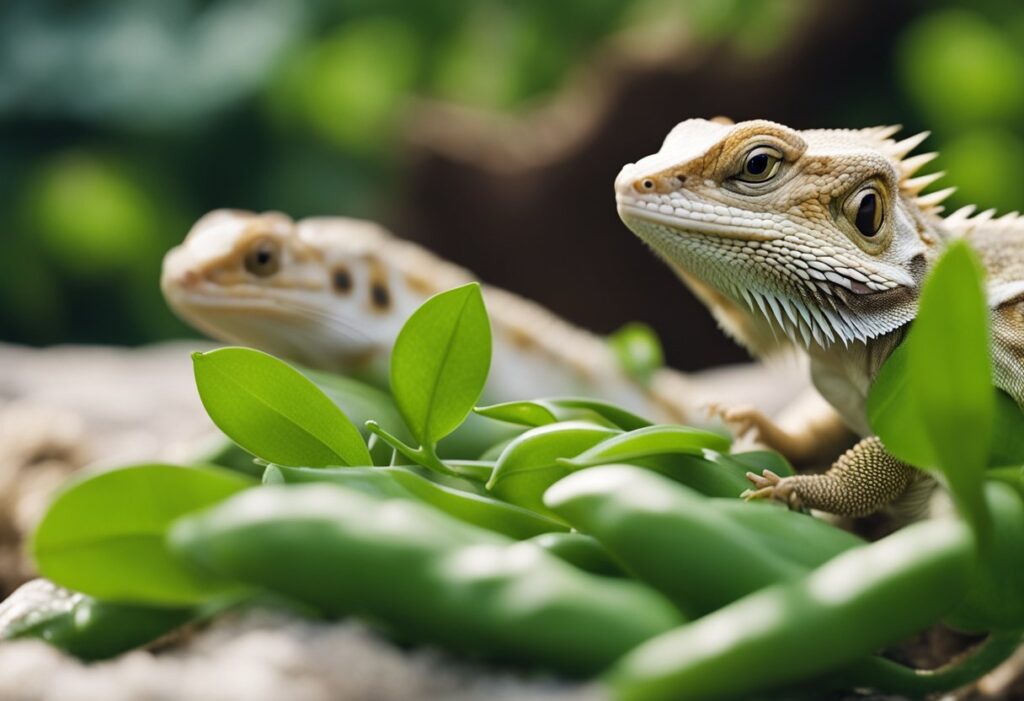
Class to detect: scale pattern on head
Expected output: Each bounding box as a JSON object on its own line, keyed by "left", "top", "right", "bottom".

{"left": 615, "top": 118, "right": 954, "bottom": 354}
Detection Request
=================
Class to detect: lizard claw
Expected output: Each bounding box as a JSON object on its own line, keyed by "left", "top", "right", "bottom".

{"left": 703, "top": 403, "right": 764, "bottom": 439}
{"left": 741, "top": 469, "right": 804, "bottom": 511}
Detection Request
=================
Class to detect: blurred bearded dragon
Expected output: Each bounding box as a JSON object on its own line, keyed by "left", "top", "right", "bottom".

{"left": 161, "top": 210, "right": 769, "bottom": 426}
{"left": 617, "top": 117, "right": 1023, "bottom": 516}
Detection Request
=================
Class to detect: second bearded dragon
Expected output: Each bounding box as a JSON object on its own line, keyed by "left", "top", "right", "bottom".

{"left": 161, "top": 210, "right": 788, "bottom": 426}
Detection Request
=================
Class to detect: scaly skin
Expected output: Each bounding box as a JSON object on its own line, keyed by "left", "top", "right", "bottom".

{"left": 161, "top": 210, "right": 705, "bottom": 423}
{"left": 616, "top": 117, "right": 1024, "bottom": 516}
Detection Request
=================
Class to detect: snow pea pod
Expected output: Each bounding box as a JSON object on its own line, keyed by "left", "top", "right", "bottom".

{"left": 264, "top": 464, "right": 565, "bottom": 539}
{"left": 169, "top": 484, "right": 684, "bottom": 675}
{"left": 544, "top": 466, "right": 803, "bottom": 618}
{"left": 605, "top": 516, "right": 974, "bottom": 701}
{"left": 709, "top": 499, "right": 864, "bottom": 569}
{"left": 0, "top": 579, "right": 191, "bottom": 661}
{"left": 527, "top": 532, "right": 626, "bottom": 578}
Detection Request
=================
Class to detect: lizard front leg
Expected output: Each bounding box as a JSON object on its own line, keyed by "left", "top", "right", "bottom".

{"left": 708, "top": 388, "right": 854, "bottom": 465}
{"left": 743, "top": 436, "right": 927, "bottom": 517}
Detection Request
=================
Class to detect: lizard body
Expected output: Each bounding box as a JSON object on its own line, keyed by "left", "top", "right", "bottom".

{"left": 162, "top": 210, "right": 705, "bottom": 423}
{"left": 616, "top": 118, "right": 1023, "bottom": 515}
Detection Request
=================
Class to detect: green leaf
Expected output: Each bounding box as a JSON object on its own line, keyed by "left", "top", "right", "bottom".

{"left": 868, "top": 241, "right": 992, "bottom": 536}
{"left": 302, "top": 368, "right": 412, "bottom": 444}
{"left": 487, "top": 421, "right": 621, "bottom": 517}
{"left": 31, "top": 464, "right": 252, "bottom": 605}
{"left": 391, "top": 283, "right": 491, "bottom": 447}
{"left": 559, "top": 425, "right": 731, "bottom": 468}
{"left": 944, "top": 482, "right": 1024, "bottom": 631}
{"left": 475, "top": 397, "right": 652, "bottom": 431}
{"left": 608, "top": 322, "right": 664, "bottom": 383}
{"left": 866, "top": 342, "right": 936, "bottom": 468}
{"left": 988, "top": 390, "right": 1024, "bottom": 467}
{"left": 265, "top": 464, "right": 565, "bottom": 539}
{"left": 719, "top": 450, "right": 796, "bottom": 478}
{"left": 194, "top": 347, "right": 372, "bottom": 468}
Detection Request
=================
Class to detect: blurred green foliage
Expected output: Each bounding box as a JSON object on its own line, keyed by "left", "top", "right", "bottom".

{"left": 0, "top": 0, "right": 1022, "bottom": 346}
{"left": 896, "top": 5, "right": 1024, "bottom": 213}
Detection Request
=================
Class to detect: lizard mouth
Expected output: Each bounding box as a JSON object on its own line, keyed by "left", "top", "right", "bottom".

{"left": 615, "top": 197, "right": 783, "bottom": 242}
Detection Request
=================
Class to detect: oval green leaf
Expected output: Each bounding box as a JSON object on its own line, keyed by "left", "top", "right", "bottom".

{"left": 559, "top": 425, "right": 731, "bottom": 468}
{"left": 869, "top": 241, "right": 992, "bottom": 535}
{"left": 302, "top": 367, "right": 412, "bottom": 443}
{"left": 194, "top": 347, "right": 372, "bottom": 467}
{"left": 487, "top": 421, "right": 620, "bottom": 517}
{"left": 31, "top": 464, "right": 253, "bottom": 605}
{"left": 475, "top": 397, "right": 652, "bottom": 431}
{"left": 391, "top": 283, "right": 492, "bottom": 446}
{"left": 866, "top": 342, "right": 936, "bottom": 468}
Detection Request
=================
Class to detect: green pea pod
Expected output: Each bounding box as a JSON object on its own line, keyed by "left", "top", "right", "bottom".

{"left": 527, "top": 532, "right": 626, "bottom": 578}
{"left": 556, "top": 426, "right": 747, "bottom": 497}
{"left": 487, "top": 421, "right": 621, "bottom": 518}
{"left": 0, "top": 579, "right": 191, "bottom": 661}
{"left": 709, "top": 499, "right": 864, "bottom": 569}
{"left": 560, "top": 425, "right": 731, "bottom": 467}
{"left": 544, "top": 466, "right": 803, "bottom": 618}
{"left": 944, "top": 481, "right": 1024, "bottom": 631}
{"left": 605, "top": 517, "right": 974, "bottom": 701}
{"left": 476, "top": 398, "right": 653, "bottom": 431}
{"left": 169, "top": 484, "right": 683, "bottom": 675}
{"left": 265, "top": 464, "right": 565, "bottom": 539}
{"left": 718, "top": 450, "right": 796, "bottom": 478}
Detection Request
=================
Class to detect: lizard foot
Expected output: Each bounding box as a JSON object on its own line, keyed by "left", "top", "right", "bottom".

{"left": 741, "top": 469, "right": 804, "bottom": 511}
{"left": 704, "top": 403, "right": 768, "bottom": 438}
{"left": 704, "top": 402, "right": 790, "bottom": 449}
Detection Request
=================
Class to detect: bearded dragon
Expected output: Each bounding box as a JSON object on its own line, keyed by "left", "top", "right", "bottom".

{"left": 616, "top": 117, "right": 1024, "bottom": 516}
{"left": 162, "top": 209, "right": 744, "bottom": 425}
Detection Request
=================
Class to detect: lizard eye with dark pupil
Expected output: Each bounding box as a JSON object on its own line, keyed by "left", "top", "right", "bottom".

{"left": 736, "top": 146, "right": 783, "bottom": 183}
{"left": 243, "top": 238, "right": 281, "bottom": 277}
{"left": 852, "top": 190, "right": 884, "bottom": 237}
{"left": 746, "top": 154, "right": 768, "bottom": 175}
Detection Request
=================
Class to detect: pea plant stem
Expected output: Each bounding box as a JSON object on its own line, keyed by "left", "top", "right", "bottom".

{"left": 364, "top": 421, "right": 459, "bottom": 477}
{"left": 837, "top": 629, "right": 1024, "bottom": 698}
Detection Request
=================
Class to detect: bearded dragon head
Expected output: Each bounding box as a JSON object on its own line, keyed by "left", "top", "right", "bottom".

{"left": 161, "top": 209, "right": 442, "bottom": 373}
{"left": 615, "top": 118, "right": 954, "bottom": 355}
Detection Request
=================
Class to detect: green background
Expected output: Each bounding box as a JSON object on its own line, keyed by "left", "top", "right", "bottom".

{"left": 1, "top": 0, "right": 1021, "bottom": 369}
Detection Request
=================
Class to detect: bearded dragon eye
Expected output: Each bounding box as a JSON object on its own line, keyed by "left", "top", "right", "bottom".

{"left": 736, "top": 146, "right": 783, "bottom": 183}
{"left": 848, "top": 187, "right": 885, "bottom": 237}
{"left": 243, "top": 238, "right": 281, "bottom": 277}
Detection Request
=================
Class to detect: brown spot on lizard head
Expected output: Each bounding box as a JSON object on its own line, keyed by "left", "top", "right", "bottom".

{"left": 365, "top": 256, "right": 392, "bottom": 313}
